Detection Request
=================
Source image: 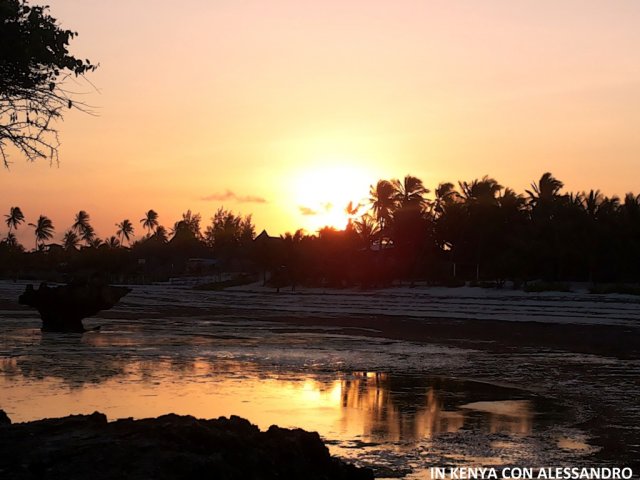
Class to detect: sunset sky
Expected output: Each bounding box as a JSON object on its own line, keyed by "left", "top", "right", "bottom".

{"left": 3, "top": 0, "right": 640, "bottom": 243}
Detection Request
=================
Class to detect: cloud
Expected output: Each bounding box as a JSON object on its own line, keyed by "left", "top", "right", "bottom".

{"left": 299, "top": 206, "right": 317, "bottom": 216}
{"left": 201, "top": 189, "right": 266, "bottom": 204}
{"left": 299, "top": 203, "right": 333, "bottom": 216}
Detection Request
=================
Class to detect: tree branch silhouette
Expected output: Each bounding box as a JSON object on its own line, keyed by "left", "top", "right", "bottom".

{"left": 0, "top": 0, "right": 98, "bottom": 167}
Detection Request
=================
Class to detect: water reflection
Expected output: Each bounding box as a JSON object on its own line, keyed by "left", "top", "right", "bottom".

{"left": 1, "top": 355, "right": 539, "bottom": 445}
{"left": 0, "top": 320, "right": 592, "bottom": 475}
{"left": 460, "top": 400, "right": 533, "bottom": 434}
{"left": 340, "top": 372, "right": 466, "bottom": 441}
{"left": 339, "top": 372, "right": 537, "bottom": 442}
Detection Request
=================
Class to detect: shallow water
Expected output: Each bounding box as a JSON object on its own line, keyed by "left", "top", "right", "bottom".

{"left": 1, "top": 283, "right": 637, "bottom": 477}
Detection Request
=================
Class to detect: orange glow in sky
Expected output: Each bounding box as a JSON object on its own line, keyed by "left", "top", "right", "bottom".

{"left": 3, "top": 0, "right": 640, "bottom": 242}
{"left": 292, "top": 162, "right": 375, "bottom": 231}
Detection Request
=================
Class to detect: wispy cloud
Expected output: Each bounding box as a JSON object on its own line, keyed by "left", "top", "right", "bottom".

{"left": 201, "top": 189, "right": 267, "bottom": 204}
{"left": 298, "top": 203, "right": 333, "bottom": 216}
{"left": 299, "top": 206, "right": 317, "bottom": 216}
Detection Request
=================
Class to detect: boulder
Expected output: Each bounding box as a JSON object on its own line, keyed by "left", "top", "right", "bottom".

{"left": 0, "top": 412, "right": 373, "bottom": 480}
{"left": 18, "top": 282, "right": 131, "bottom": 332}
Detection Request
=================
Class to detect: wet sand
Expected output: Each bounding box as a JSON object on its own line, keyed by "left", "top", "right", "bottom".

{"left": 1, "top": 281, "right": 639, "bottom": 477}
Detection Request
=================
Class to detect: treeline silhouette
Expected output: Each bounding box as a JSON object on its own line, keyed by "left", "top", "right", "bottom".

{"left": 2, "top": 172, "right": 640, "bottom": 288}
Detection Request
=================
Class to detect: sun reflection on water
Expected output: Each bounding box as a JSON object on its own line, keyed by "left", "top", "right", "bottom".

{"left": 0, "top": 359, "right": 536, "bottom": 447}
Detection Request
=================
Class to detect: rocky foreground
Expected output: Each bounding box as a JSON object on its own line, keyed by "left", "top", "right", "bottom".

{"left": 0, "top": 411, "right": 373, "bottom": 480}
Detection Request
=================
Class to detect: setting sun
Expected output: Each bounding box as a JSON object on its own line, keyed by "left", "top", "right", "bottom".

{"left": 291, "top": 163, "right": 375, "bottom": 232}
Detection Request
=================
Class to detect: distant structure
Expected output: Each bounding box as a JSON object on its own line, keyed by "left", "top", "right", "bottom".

{"left": 253, "top": 230, "right": 283, "bottom": 285}
{"left": 253, "top": 229, "right": 281, "bottom": 245}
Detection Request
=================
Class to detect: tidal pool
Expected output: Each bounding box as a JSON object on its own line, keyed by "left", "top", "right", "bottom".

{"left": 0, "top": 357, "right": 594, "bottom": 478}
{"left": 0, "top": 321, "right": 600, "bottom": 478}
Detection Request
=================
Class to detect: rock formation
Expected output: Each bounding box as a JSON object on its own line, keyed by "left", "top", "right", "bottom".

{"left": 18, "top": 282, "right": 131, "bottom": 332}
{"left": 0, "top": 411, "right": 373, "bottom": 480}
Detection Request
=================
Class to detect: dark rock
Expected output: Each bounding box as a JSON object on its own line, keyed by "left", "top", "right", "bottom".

{"left": 18, "top": 282, "right": 131, "bottom": 332}
{"left": 0, "top": 413, "right": 373, "bottom": 480}
{"left": 0, "top": 410, "right": 10, "bottom": 425}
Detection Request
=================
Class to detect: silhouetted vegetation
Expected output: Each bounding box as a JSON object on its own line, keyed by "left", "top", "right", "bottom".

{"left": 0, "top": 0, "right": 97, "bottom": 166}
{"left": 2, "top": 172, "right": 640, "bottom": 289}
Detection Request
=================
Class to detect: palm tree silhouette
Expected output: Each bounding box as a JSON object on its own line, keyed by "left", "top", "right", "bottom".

{"left": 5, "top": 207, "right": 25, "bottom": 236}
{"left": 622, "top": 193, "right": 640, "bottom": 220}
{"left": 431, "top": 182, "right": 458, "bottom": 218}
{"left": 4, "top": 232, "right": 19, "bottom": 248}
{"left": 72, "top": 210, "right": 95, "bottom": 245}
{"left": 72, "top": 210, "right": 90, "bottom": 233}
{"left": 140, "top": 209, "right": 159, "bottom": 236}
{"left": 369, "top": 180, "right": 396, "bottom": 236}
{"left": 526, "top": 172, "right": 564, "bottom": 208}
{"left": 392, "top": 175, "right": 430, "bottom": 210}
{"left": 89, "top": 237, "right": 104, "bottom": 248}
{"left": 459, "top": 176, "right": 502, "bottom": 206}
{"left": 581, "top": 189, "right": 604, "bottom": 219}
{"left": 498, "top": 188, "right": 526, "bottom": 213}
{"left": 116, "top": 219, "right": 134, "bottom": 246}
{"left": 29, "top": 215, "right": 54, "bottom": 251}
{"left": 353, "top": 214, "right": 379, "bottom": 248}
{"left": 81, "top": 225, "right": 96, "bottom": 245}
{"left": 62, "top": 230, "right": 80, "bottom": 250}
{"left": 153, "top": 225, "right": 169, "bottom": 243}
{"left": 105, "top": 236, "right": 121, "bottom": 248}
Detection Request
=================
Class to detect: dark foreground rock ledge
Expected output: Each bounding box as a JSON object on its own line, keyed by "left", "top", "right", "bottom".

{"left": 0, "top": 410, "right": 373, "bottom": 480}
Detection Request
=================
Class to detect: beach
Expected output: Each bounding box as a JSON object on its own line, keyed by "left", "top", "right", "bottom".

{"left": 1, "top": 281, "right": 639, "bottom": 478}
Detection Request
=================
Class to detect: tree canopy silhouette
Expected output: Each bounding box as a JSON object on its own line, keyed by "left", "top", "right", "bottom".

{"left": 140, "top": 210, "right": 159, "bottom": 236}
{"left": 28, "top": 214, "right": 54, "bottom": 250}
{"left": 0, "top": 0, "right": 97, "bottom": 166}
{"left": 72, "top": 210, "right": 95, "bottom": 245}
{"left": 2, "top": 172, "right": 640, "bottom": 286}
{"left": 5, "top": 206, "right": 25, "bottom": 236}
{"left": 116, "top": 219, "right": 134, "bottom": 246}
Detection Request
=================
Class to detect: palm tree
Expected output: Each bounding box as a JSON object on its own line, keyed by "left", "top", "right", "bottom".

{"left": 4, "top": 232, "right": 18, "bottom": 249}
{"left": 140, "top": 209, "right": 159, "bottom": 236}
{"left": 5, "top": 207, "right": 25, "bottom": 236}
{"left": 431, "top": 182, "right": 458, "bottom": 219}
{"left": 29, "top": 215, "right": 54, "bottom": 250}
{"left": 499, "top": 188, "right": 526, "bottom": 211}
{"left": 392, "top": 175, "right": 429, "bottom": 210}
{"left": 153, "top": 225, "right": 168, "bottom": 243}
{"left": 581, "top": 189, "right": 604, "bottom": 219}
{"left": 72, "top": 210, "right": 90, "bottom": 233}
{"left": 526, "top": 172, "right": 564, "bottom": 207}
{"left": 62, "top": 230, "right": 80, "bottom": 250}
{"left": 622, "top": 193, "right": 640, "bottom": 221}
{"left": 459, "top": 176, "right": 502, "bottom": 206}
{"left": 72, "top": 210, "right": 95, "bottom": 245}
{"left": 369, "top": 180, "right": 396, "bottom": 234}
{"left": 82, "top": 225, "right": 96, "bottom": 245}
{"left": 116, "top": 219, "right": 134, "bottom": 246}
{"left": 105, "top": 236, "right": 121, "bottom": 248}
{"left": 353, "top": 214, "right": 379, "bottom": 247}
{"left": 89, "top": 237, "right": 104, "bottom": 248}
